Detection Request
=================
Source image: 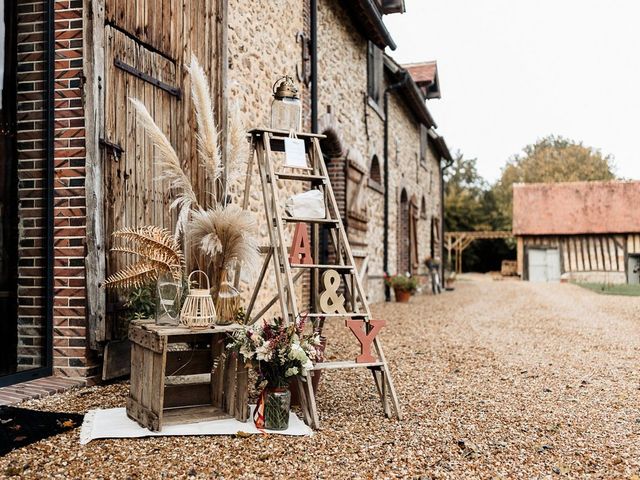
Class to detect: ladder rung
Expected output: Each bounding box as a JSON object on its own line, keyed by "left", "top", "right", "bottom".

{"left": 282, "top": 216, "right": 339, "bottom": 224}
{"left": 289, "top": 263, "right": 354, "bottom": 270}
{"left": 274, "top": 172, "right": 326, "bottom": 183}
{"left": 305, "top": 313, "right": 368, "bottom": 318}
{"left": 312, "top": 361, "right": 384, "bottom": 371}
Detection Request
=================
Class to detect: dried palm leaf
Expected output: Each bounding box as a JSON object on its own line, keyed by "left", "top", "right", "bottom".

{"left": 112, "top": 226, "right": 183, "bottom": 269}
{"left": 129, "top": 97, "right": 199, "bottom": 236}
{"left": 188, "top": 205, "right": 260, "bottom": 280}
{"left": 105, "top": 226, "right": 184, "bottom": 289}
{"left": 103, "top": 262, "right": 157, "bottom": 290}
{"left": 188, "top": 55, "right": 222, "bottom": 185}
{"left": 111, "top": 246, "right": 182, "bottom": 281}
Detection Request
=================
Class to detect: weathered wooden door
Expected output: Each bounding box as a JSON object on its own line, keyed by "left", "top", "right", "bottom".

{"left": 99, "top": 0, "right": 224, "bottom": 341}
{"left": 409, "top": 196, "right": 419, "bottom": 274}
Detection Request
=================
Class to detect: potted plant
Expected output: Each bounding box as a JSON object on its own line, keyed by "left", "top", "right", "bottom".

{"left": 384, "top": 273, "right": 418, "bottom": 303}
{"left": 229, "top": 315, "right": 321, "bottom": 430}
{"left": 445, "top": 270, "right": 456, "bottom": 290}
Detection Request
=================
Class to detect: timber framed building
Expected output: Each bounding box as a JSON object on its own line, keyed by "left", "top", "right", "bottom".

{"left": 514, "top": 181, "right": 640, "bottom": 284}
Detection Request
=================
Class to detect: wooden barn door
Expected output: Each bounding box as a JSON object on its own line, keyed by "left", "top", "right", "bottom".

{"left": 100, "top": 0, "right": 224, "bottom": 341}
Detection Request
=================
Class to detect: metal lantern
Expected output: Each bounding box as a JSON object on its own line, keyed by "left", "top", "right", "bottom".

{"left": 271, "top": 75, "right": 302, "bottom": 132}
{"left": 180, "top": 270, "right": 216, "bottom": 329}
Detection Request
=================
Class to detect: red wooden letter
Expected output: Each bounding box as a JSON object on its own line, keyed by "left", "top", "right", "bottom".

{"left": 346, "top": 319, "right": 386, "bottom": 363}
{"left": 289, "top": 223, "right": 314, "bottom": 265}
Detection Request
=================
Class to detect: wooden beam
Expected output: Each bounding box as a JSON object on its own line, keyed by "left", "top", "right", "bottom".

{"left": 83, "top": 0, "right": 107, "bottom": 349}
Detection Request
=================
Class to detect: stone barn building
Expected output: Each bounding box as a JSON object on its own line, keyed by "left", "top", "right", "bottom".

{"left": 0, "top": 0, "right": 451, "bottom": 389}
{"left": 513, "top": 181, "right": 640, "bottom": 284}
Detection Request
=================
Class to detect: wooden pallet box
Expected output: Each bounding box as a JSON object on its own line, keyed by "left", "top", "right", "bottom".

{"left": 127, "top": 320, "right": 249, "bottom": 431}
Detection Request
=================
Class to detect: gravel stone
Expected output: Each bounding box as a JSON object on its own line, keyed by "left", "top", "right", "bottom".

{"left": 1, "top": 275, "right": 639, "bottom": 479}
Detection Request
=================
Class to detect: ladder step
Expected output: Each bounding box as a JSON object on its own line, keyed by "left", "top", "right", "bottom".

{"left": 289, "top": 263, "right": 354, "bottom": 271}
{"left": 312, "top": 361, "right": 384, "bottom": 371}
{"left": 305, "top": 313, "right": 368, "bottom": 318}
{"left": 274, "top": 172, "right": 326, "bottom": 183}
{"left": 282, "top": 216, "right": 339, "bottom": 225}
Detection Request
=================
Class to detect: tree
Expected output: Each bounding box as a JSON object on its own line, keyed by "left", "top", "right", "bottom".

{"left": 445, "top": 152, "right": 512, "bottom": 271}
{"left": 493, "top": 135, "right": 616, "bottom": 227}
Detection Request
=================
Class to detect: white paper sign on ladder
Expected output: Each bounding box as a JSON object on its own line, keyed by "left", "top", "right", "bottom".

{"left": 284, "top": 137, "right": 307, "bottom": 168}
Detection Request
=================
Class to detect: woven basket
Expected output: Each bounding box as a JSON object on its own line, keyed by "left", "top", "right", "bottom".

{"left": 180, "top": 270, "right": 216, "bottom": 329}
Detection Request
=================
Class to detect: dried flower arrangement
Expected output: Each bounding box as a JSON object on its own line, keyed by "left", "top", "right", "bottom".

{"left": 228, "top": 315, "right": 322, "bottom": 429}
{"left": 104, "top": 54, "right": 257, "bottom": 327}
{"left": 229, "top": 315, "right": 321, "bottom": 387}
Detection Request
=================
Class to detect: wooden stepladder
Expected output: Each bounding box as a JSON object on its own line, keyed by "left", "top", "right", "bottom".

{"left": 240, "top": 128, "right": 401, "bottom": 428}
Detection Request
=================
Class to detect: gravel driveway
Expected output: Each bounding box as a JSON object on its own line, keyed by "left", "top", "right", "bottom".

{"left": 2, "top": 275, "right": 639, "bottom": 479}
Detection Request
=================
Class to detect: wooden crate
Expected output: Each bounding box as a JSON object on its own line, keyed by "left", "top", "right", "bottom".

{"left": 127, "top": 320, "right": 249, "bottom": 431}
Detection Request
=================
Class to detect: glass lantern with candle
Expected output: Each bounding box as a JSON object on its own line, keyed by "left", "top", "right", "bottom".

{"left": 271, "top": 76, "right": 302, "bottom": 132}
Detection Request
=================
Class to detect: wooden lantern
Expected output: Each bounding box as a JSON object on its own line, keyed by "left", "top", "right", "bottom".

{"left": 180, "top": 270, "right": 216, "bottom": 329}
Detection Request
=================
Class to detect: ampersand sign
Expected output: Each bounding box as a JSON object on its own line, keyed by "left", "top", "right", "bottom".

{"left": 346, "top": 319, "right": 386, "bottom": 363}
{"left": 288, "top": 223, "right": 314, "bottom": 265}
{"left": 319, "top": 269, "right": 347, "bottom": 314}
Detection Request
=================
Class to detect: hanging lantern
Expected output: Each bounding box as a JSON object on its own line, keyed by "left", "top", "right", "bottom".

{"left": 271, "top": 75, "right": 302, "bottom": 132}
{"left": 180, "top": 270, "right": 216, "bottom": 329}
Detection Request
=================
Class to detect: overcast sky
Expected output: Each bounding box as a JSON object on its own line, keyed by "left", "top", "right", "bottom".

{"left": 385, "top": 0, "right": 640, "bottom": 183}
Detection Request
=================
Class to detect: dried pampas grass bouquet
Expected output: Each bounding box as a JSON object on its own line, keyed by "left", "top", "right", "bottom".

{"left": 188, "top": 204, "right": 260, "bottom": 323}
{"left": 215, "top": 270, "right": 241, "bottom": 325}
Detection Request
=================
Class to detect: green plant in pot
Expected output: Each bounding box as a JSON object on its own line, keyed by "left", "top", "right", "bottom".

{"left": 229, "top": 315, "right": 321, "bottom": 430}
{"left": 385, "top": 273, "right": 418, "bottom": 303}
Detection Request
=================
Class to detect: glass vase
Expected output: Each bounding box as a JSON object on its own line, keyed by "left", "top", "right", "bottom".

{"left": 264, "top": 387, "right": 291, "bottom": 430}
{"left": 155, "top": 272, "right": 182, "bottom": 325}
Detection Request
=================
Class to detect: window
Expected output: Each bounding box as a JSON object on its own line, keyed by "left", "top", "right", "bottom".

{"left": 368, "top": 155, "right": 383, "bottom": 193}
{"left": 367, "top": 42, "right": 384, "bottom": 105}
{"left": 420, "top": 125, "right": 428, "bottom": 167}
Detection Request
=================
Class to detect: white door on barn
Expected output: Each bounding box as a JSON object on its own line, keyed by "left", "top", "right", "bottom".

{"left": 627, "top": 255, "right": 640, "bottom": 284}
{"left": 528, "top": 248, "right": 561, "bottom": 282}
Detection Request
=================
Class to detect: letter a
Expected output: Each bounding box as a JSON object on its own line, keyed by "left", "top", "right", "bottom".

{"left": 289, "top": 222, "right": 314, "bottom": 265}
{"left": 346, "top": 319, "right": 386, "bottom": 363}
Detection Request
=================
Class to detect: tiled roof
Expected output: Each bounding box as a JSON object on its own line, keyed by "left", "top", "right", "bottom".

{"left": 512, "top": 181, "right": 640, "bottom": 235}
{"left": 405, "top": 61, "right": 437, "bottom": 85}
{"left": 384, "top": 55, "right": 436, "bottom": 128}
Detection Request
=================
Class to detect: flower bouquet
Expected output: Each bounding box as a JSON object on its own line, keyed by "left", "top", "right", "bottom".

{"left": 229, "top": 315, "right": 321, "bottom": 430}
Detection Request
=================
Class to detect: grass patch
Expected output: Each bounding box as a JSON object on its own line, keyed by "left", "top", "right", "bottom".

{"left": 573, "top": 282, "right": 640, "bottom": 296}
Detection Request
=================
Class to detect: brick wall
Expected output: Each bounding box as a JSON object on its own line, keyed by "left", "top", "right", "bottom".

{"left": 15, "top": 0, "right": 48, "bottom": 371}
{"left": 14, "top": 0, "right": 96, "bottom": 384}
{"left": 51, "top": 0, "right": 98, "bottom": 382}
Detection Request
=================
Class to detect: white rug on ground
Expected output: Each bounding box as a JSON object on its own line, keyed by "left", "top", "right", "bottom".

{"left": 80, "top": 407, "right": 312, "bottom": 444}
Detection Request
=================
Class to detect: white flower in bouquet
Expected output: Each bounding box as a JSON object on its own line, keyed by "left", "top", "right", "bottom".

{"left": 288, "top": 343, "right": 308, "bottom": 363}
{"left": 255, "top": 341, "right": 273, "bottom": 362}
{"left": 239, "top": 343, "right": 254, "bottom": 361}
{"left": 285, "top": 366, "right": 299, "bottom": 377}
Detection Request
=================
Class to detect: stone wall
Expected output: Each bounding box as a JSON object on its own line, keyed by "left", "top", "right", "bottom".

{"left": 316, "top": 0, "right": 442, "bottom": 302}
{"left": 228, "top": 0, "right": 442, "bottom": 306}
{"left": 227, "top": 0, "right": 311, "bottom": 313}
